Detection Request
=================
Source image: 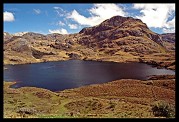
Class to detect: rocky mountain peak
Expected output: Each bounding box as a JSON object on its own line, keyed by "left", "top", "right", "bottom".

{"left": 101, "top": 16, "right": 143, "bottom": 26}
{"left": 79, "top": 15, "right": 149, "bottom": 35}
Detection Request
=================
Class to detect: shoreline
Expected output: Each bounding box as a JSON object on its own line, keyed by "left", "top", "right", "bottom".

{"left": 3, "top": 57, "right": 175, "bottom": 118}
{"left": 4, "top": 74, "right": 175, "bottom": 118}
{"left": 3, "top": 58, "right": 175, "bottom": 70}
{"left": 4, "top": 74, "right": 175, "bottom": 93}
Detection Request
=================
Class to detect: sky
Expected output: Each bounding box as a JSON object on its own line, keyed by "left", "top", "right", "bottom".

{"left": 3, "top": 3, "right": 175, "bottom": 35}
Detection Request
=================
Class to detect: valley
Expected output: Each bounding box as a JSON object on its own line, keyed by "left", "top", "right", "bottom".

{"left": 3, "top": 15, "right": 175, "bottom": 118}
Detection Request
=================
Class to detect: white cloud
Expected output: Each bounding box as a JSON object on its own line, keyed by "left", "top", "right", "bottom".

{"left": 89, "top": 4, "right": 126, "bottom": 18}
{"left": 165, "top": 17, "right": 175, "bottom": 28}
{"left": 4, "top": 11, "right": 15, "bottom": 22}
{"left": 13, "top": 32, "right": 28, "bottom": 36}
{"left": 162, "top": 17, "right": 175, "bottom": 33}
{"left": 162, "top": 28, "right": 175, "bottom": 33}
{"left": 54, "top": 7, "right": 60, "bottom": 10}
{"left": 49, "top": 28, "right": 68, "bottom": 34}
{"left": 33, "top": 9, "right": 41, "bottom": 14}
{"left": 68, "top": 24, "right": 78, "bottom": 29}
{"left": 67, "top": 4, "right": 126, "bottom": 26}
{"left": 133, "top": 4, "right": 175, "bottom": 33}
{"left": 54, "top": 7, "right": 67, "bottom": 17}
{"left": 57, "top": 21, "right": 65, "bottom": 26}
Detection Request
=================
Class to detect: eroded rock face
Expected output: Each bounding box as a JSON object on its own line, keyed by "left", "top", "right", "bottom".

{"left": 11, "top": 38, "right": 30, "bottom": 52}
{"left": 147, "top": 33, "right": 163, "bottom": 45}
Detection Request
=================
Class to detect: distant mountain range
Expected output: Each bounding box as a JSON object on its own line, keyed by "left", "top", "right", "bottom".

{"left": 160, "top": 33, "right": 175, "bottom": 43}
{"left": 3, "top": 16, "right": 175, "bottom": 69}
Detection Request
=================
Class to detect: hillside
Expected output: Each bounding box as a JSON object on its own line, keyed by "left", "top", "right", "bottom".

{"left": 160, "top": 33, "right": 175, "bottom": 51}
{"left": 160, "top": 33, "right": 175, "bottom": 43}
{"left": 3, "top": 16, "right": 175, "bottom": 70}
{"left": 4, "top": 74, "right": 175, "bottom": 118}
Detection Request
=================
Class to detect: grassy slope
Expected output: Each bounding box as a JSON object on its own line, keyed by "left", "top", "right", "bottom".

{"left": 4, "top": 76, "right": 175, "bottom": 118}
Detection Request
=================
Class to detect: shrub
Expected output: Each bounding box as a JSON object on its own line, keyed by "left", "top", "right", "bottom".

{"left": 17, "top": 107, "right": 37, "bottom": 115}
{"left": 107, "top": 101, "right": 116, "bottom": 109}
{"left": 151, "top": 100, "right": 175, "bottom": 118}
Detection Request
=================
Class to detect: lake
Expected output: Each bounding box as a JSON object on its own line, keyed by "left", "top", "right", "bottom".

{"left": 4, "top": 60, "right": 175, "bottom": 92}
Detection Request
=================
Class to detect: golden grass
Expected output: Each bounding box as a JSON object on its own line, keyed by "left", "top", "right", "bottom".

{"left": 4, "top": 75, "right": 175, "bottom": 118}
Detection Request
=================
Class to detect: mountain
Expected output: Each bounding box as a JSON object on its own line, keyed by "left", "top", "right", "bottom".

{"left": 13, "top": 32, "right": 28, "bottom": 36}
{"left": 77, "top": 16, "right": 165, "bottom": 54}
{"left": 159, "top": 33, "right": 175, "bottom": 51}
{"left": 160, "top": 33, "right": 175, "bottom": 43}
{"left": 4, "top": 32, "right": 13, "bottom": 42}
{"left": 3, "top": 16, "right": 175, "bottom": 69}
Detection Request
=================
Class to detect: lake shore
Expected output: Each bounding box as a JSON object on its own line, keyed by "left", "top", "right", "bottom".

{"left": 3, "top": 52, "right": 175, "bottom": 118}
{"left": 4, "top": 74, "right": 175, "bottom": 118}
{"left": 4, "top": 51, "right": 175, "bottom": 70}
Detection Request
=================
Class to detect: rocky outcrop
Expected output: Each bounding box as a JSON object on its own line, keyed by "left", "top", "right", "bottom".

{"left": 50, "top": 40, "right": 73, "bottom": 50}
{"left": 31, "top": 48, "right": 55, "bottom": 59}
{"left": 67, "top": 53, "right": 81, "bottom": 59}
{"left": 10, "top": 38, "right": 31, "bottom": 52}
{"left": 147, "top": 33, "right": 163, "bottom": 45}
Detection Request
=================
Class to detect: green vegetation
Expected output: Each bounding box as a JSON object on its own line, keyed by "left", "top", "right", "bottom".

{"left": 4, "top": 77, "right": 175, "bottom": 118}
{"left": 151, "top": 100, "right": 175, "bottom": 118}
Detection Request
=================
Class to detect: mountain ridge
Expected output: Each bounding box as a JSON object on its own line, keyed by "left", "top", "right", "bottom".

{"left": 3, "top": 15, "right": 175, "bottom": 69}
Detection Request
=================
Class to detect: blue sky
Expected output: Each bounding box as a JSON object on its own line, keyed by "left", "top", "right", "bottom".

{"left": 4, "top": 3, "right": 175, "bottom": 35}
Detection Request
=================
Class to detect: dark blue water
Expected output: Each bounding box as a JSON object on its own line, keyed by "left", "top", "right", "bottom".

{"left": 4, "top": 60, "right": 175, "bottom": 92}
